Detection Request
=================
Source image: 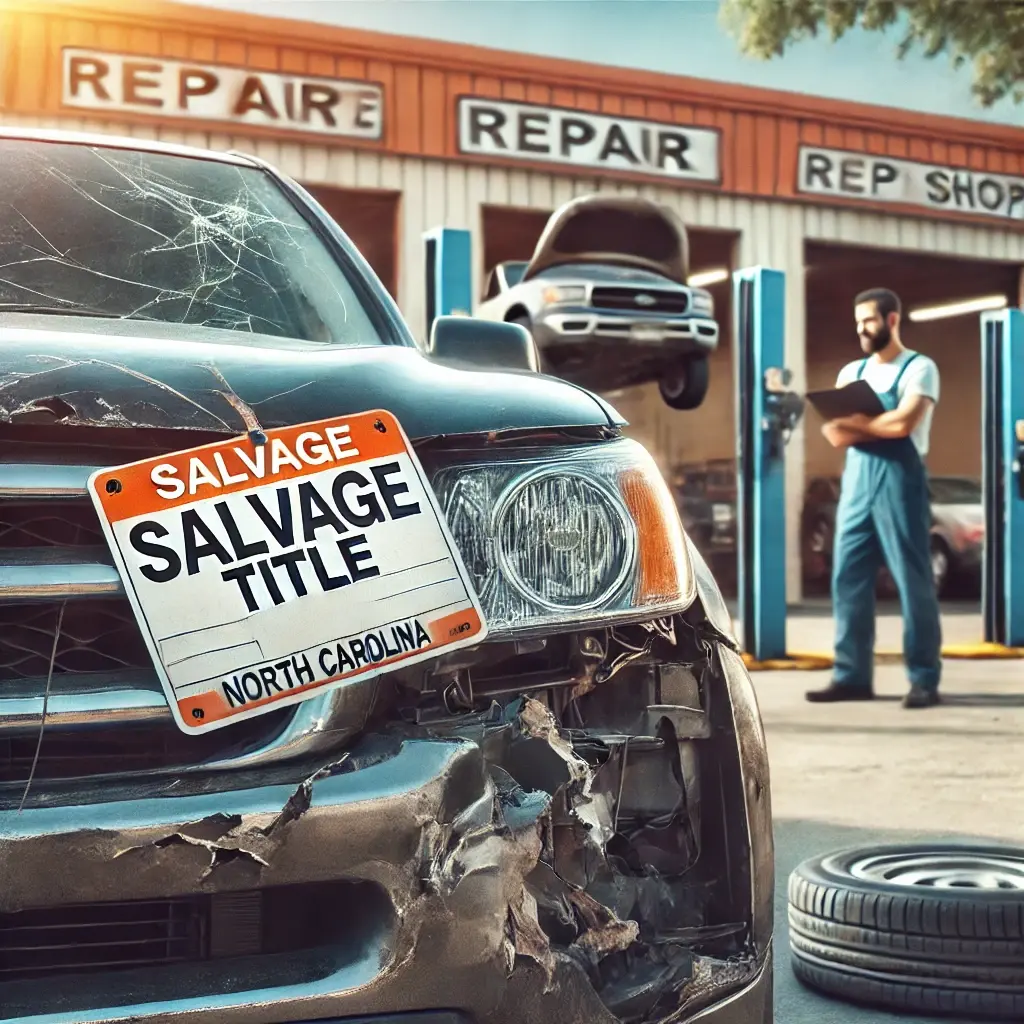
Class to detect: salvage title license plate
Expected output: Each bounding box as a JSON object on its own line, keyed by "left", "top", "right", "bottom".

{"left": 88, "top": 411, "right": 488, "bottom": 735}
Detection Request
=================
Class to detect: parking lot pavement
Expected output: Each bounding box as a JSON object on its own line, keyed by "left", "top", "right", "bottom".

{"left": 738, "top": 599, "right": 988, "bottom": 655}
{"left": 757, "top": 659, "right": 1024, "bottom": 1024}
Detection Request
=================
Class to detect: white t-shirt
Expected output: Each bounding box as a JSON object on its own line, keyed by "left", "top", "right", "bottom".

{"left": 835, "top": 349, "right": 940, "bottom": 457}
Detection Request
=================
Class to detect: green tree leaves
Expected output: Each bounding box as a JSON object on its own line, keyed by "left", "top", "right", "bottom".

{"left": 720, "top": 0, "right": 1024, "bottom": 106}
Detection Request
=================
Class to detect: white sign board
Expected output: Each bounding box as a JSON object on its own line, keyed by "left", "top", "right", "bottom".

{"left": 62, "top": 48, "right": 383, "bottom": 139}
{"left": 89, "top": 411, "right": 487, "bottom": 735}
{"left": 458, "top": 97, "right": 720, "bottom": 183}
{"left": 797, "top": 145, "right": 1024, "bottom": 223}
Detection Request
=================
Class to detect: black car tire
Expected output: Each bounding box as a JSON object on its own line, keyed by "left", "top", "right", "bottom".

{"left": 931, "top": 536, "right": 951, "bottom": 598}
{"left": 659, "top": 356, "right": 710, "bottom": 410}
{"left": 789, "top": 843, "right": 1024, "bottom": 1019}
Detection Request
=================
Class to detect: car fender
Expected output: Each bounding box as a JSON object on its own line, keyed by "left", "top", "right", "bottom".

{"left": 930, "top": 522, "right": 964, "bottom": 556}
{"left": 474, "top": 297, "right": 503, "bottom": 321}
{"left": 499, "top": 281, "right": 546, "bottom": 320}
{"left": 504, "top": 303, "right": 531, "bottom": 323}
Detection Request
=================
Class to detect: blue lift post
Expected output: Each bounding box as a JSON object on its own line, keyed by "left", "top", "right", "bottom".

{"left": 980, "top": 307, "right": 1024, "bottom": 648}
{"left": 423, "top": 227, "right": 473, "bottom": 338}
{"left": 733, "top": 266, "right": 803, "bottom": 661}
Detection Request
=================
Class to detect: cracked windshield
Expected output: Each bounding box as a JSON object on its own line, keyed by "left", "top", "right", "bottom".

{"left": 0, "top": 139, "right": 379, "bottom": 344}
{"left": 1, "top": 3, "right": 1022, "bottom": 1024}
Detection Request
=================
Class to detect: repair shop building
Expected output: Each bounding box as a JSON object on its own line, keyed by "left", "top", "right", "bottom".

{"left": 3, "top": 0, "right": 1024, "bottom": 599}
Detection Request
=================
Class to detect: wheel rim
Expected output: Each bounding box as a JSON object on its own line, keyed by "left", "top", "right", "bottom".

{"left": 932, "top": 546, "right": 948, "bottom": 585}
{"left": 848, "top": 851, "right": 1024, "bottom": 890}
{"left": 662, "top": 370, "right": 687, "bottom": 399}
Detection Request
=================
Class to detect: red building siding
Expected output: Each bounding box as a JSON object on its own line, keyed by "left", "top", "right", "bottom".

{"left": 3, "top": 0, "right": 1023, "bottom": 225}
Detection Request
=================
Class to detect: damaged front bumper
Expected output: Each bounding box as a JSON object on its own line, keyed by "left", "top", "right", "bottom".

{"left": 0, "top": 600, "right": 773, "bottom": 1024}
{"left": 4, "top": 737, "right": 570, "bottom": 1023}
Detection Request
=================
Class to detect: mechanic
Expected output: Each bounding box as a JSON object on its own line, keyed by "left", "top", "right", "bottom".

{"left": 806, "top": 287, "right": 943, "bottom": 709}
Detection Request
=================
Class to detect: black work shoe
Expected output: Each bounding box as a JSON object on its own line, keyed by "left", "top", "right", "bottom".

{"left": 903, "top": 685, "right": 940, "bottom": 709}
{"left": 805, "top": 683, "right": 874, "bottom": 703}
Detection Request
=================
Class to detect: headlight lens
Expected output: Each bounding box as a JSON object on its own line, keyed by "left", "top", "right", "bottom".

{"left": 494, "top": 468, "right": 634, "bottom": 611}
{"left": 433, "top": 438, "right": 696, "bottom": 637}
{"left": 541, "top": 284, "right": 587, "bottom": 305}
{"left": 690, "top": 288, "right": 714, "bottom": 316}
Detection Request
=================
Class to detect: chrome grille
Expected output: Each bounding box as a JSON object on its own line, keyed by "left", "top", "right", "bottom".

{"left": 590, "top": 286, "right": 689, "bottom": 314}
{"left": 0, "top": 501, "right": 104, "bottom": 548}
{"left": 0, "top": 714, "right": 286, "bottom": 783}
{"left": 0, "top": 600, "right": 150, "bottom": 679}
{"left": 0, "top": 447, "right": 305, "bottom": 785}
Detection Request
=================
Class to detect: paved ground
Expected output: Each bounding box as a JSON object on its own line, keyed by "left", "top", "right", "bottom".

{"left": 746, "top": 599, "right": 988, "bottom": 655}
{"left": 753, "top": 634, "right": 1024, "bottom": 1023}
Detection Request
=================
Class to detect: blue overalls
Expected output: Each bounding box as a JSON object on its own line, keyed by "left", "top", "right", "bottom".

{"left": 831, "top": 353, "right": 942, "bottom": 692}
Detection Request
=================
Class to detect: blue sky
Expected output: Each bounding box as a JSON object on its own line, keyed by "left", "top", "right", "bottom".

{"left": 180, "top": 0, "right": 1023, "bottom": 127}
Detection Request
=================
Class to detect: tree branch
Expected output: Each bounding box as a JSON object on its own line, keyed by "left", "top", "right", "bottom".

{"left": 719, "top": 0, "right": 1024, "bottom": 107}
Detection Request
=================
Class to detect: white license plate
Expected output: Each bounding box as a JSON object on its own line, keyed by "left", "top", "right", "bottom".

{"left": 89, "top": 410, "right": 488, "bottom": 735}
{"left": 630, "top": 324, "right": 666, "bottom": 343}
{"left": 713, "top": 503, "right": 732, "bottom": 524}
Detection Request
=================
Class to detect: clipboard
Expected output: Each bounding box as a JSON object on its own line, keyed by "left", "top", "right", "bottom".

{"left": 805, "top": 379, "right": 885, "bottom": 421}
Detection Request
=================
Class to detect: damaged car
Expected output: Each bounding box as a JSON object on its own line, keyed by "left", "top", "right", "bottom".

{"left": 0, "top": 127, "right": 773, "bottom": 1024}
{"left": 475, "top": 195, "right": 720, "bottom": 410}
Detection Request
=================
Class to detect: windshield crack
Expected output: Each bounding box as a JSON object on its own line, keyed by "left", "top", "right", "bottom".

{"left": 0, "top": 142, "right": 375, "bottom": 346}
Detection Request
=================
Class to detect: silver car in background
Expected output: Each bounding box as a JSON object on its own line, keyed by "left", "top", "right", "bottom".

{"left": 476, "top": 195, "right": 719, "bottom": 410}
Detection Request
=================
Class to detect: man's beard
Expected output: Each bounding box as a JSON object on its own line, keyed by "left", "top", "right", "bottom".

{"left": 862, "top": 323, "right": 891, "bottom": 353}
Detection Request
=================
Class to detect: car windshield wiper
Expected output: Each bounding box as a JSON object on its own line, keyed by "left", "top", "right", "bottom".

{"left": 0, "top": 303, "right": 127, "bottom": 318}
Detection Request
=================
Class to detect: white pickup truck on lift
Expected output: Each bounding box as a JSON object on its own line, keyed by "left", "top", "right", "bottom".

{"left": 475, "top": 194, "right": 720, "bottom": 410}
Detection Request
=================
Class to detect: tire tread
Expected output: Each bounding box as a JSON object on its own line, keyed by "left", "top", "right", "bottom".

{"left": 789, "top": 868, "right": 1024, "bottom": 941}
{"left": 792, "top": 953, "right": 1024, "bottom": 1020}
{"left": 788, "top": 847, "right": 1024, "bottom": 1019}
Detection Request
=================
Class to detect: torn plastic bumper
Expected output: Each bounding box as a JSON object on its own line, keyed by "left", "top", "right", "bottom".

{"left": 0, "top": 562, "right": 773, "bottom": 1024}
{"left": 0, "top": 639, "right": 772, "bottom": 1024}
{"left": 3, "top": 738, "right": 536, "bottom": 1022}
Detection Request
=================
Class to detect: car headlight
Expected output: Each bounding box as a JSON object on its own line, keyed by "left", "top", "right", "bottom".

{"left": 541, "top": 285, "right": 587, "bottom": 305}
{"left": 690, "top": 288, "right": 714, "bottom": 316}
{"left": 432, "top": 437, "right": 696, "bottom": 637}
